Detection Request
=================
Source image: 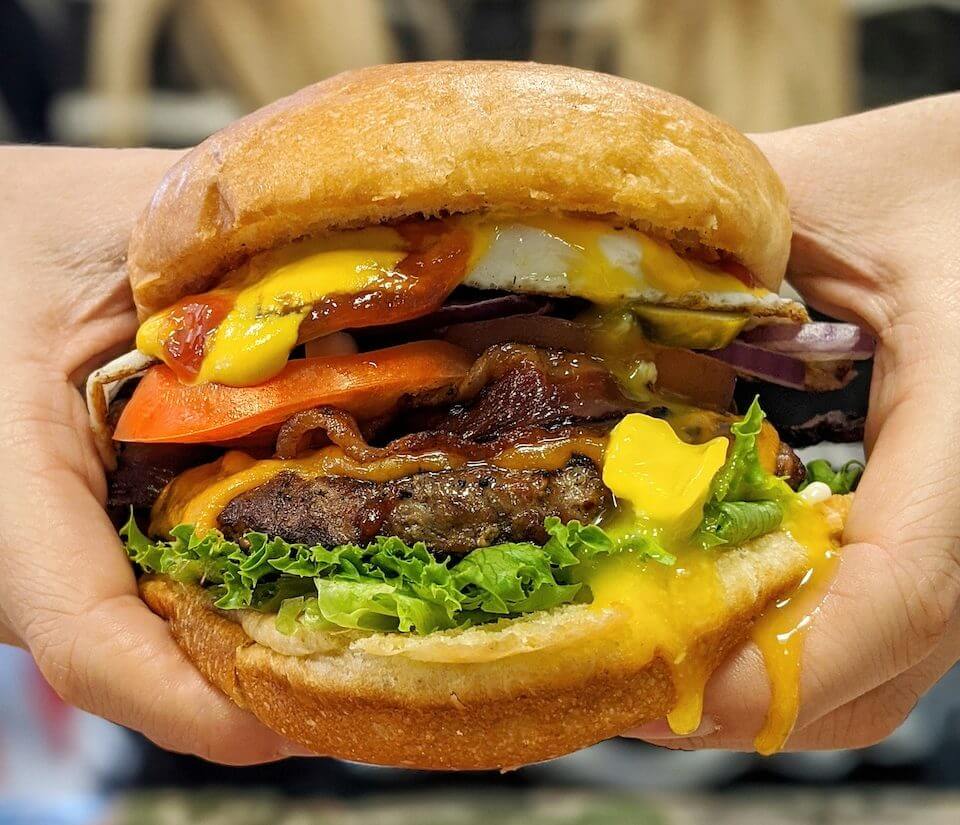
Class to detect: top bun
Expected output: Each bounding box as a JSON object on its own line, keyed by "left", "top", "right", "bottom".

{"left": 128, "top": 61, "right": 791, "bottom": 318}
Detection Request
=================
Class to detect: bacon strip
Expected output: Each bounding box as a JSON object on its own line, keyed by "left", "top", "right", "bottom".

{"left": 275, "top": 344, "right": 638, "bottom": 460}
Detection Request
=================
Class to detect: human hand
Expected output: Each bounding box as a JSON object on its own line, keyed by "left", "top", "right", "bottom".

{"left": 630, "top": 94, "right": 960, "bottom": 750}
{"left": 0, "top": 147, "right": 308, "bottom": 763}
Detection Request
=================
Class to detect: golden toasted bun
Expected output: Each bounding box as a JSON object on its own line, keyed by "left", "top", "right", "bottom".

{"left": 129, "top": 61, "right": 791, "bottom": 318}
{"left": 139, "top": 515, "right": 841, "bottom": 770}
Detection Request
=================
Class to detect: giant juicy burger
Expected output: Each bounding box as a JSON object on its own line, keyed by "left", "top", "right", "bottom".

{"left": 88, "top": 62, "right": 871, "bottom": 769}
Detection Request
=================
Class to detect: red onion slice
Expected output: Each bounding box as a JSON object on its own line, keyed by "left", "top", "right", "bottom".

{"left": 704, "top": 340, "right": 808, "bottom": 390}
{"left": 741, "top": 323, "right": 874, "bottom": 361}
{"left": 352, "top": 292, "right": 555, "bottom": 346}
{"left": 385, "top": 292, "right": 553, "bottom": 338}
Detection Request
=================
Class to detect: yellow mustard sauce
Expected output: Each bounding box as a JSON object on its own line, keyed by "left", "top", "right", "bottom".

{"left": 136, "top": 214, "right": 768, "bottom": 388}
{"left": 751, "top": 496, "right": 845, "bottom": 753}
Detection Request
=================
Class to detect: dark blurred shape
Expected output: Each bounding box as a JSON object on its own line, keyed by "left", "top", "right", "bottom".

{"left": 861, "top": 6, "right": 960, "bottom": 109}
{"left": 734, "top": 360, "right": 872, "bottom": 448}
{"left": 0, "top": 0, "right": 53, "bottom": 140}
{"left": 462, "top": 0, "right": 532, "bottom": 59}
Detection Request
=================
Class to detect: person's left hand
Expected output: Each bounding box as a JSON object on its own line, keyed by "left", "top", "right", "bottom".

{"left": 0, "top": 146, "right": 310, "bottom": 763}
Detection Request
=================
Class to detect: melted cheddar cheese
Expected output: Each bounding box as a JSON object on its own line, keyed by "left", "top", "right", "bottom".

{"left": 136, "top": 215, "right": 788, "bottom": 388}
{"left": 151, "top": 408, "right": 837, "bottom": 754}
{"left": 751, "top": 496, "right": 843, "bottom": 753}
{"left": 150, "top": 431, "right": 607, "bottom": 535}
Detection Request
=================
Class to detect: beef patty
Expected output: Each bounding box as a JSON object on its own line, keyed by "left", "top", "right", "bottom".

{"left": 218, "top": 455, "right": 609, "bottom": 554}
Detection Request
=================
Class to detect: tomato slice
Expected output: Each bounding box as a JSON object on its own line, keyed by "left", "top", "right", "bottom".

{"left": 294, "top": 225, "right": 471, "bottom": 345}
{"left": 114, "top": 341, "right": 474, "bottom": 444}
{"left": 143, "top": 223, "right": 471, "bottom": 384}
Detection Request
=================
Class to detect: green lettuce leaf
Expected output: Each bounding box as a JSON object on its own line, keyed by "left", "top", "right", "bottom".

{"left": 800, "top": 459, "right": 864, "bottom": 494}
{"left": 696, "top": 398, "right": 788, "bottom": 547}
{"left": 603, "top": 526, "right": 676, "bottom": 566}
{"left": 698, "top": 500, "right": 783, "bottom": 547}
{"left": 120, "top": 512, "right": 665, "bottom": 636}
{"left": 707, "top": 397, "right": 786, "bottom": 504}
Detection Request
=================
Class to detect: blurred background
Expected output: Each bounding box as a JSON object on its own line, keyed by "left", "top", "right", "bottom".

{"left": 2, "top": 1, "right": 960, "bottom": 824}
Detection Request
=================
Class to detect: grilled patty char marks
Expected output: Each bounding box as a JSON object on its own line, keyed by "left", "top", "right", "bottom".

{"left": 217, "top": 455, "right": 609, "bottom": 553}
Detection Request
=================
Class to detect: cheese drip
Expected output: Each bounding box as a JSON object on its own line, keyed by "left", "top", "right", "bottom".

{"left": 588, "top": 414, "right": 730, "bottom": 734}
{"left": 136, "top": 214, "right": 788, "bottom": 388}
{"left": 587, "top": 413, "right": 841, "bottom": 745}
{"left": 751, "top": 497, "right": 845, "bottom": 753}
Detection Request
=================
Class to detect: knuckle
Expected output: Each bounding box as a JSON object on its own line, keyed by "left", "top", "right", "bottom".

{"left": 904, "top": 558, "right": 960, "bottom": 650}
{"left": 31, "top": 622, "right": 89, "bottom": 709}
{"left": 875, "top": 542, "right": 960, "bottom": 659}
{"left": 835, "top": 691, "right": 916, "bottom": 750}
{"left": 25, "top": 595, "right": 131, "bottom": 714}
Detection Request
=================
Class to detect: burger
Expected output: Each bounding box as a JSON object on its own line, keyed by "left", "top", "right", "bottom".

{"left": 88, "top": 62, "right": 870, "bottom": 769}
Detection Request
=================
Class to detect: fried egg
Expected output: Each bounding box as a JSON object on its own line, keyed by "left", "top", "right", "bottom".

{"left": 459, "top": 215, "right": 806, "bottom": 321}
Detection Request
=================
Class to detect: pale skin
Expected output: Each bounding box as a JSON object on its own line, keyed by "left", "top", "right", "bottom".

{"left": 0, "top": 95, "right": 957, "bottom": 762}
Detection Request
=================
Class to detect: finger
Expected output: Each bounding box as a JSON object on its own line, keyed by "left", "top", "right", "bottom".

{"left": 0, "top": 147, "right": 182, "bottom": 375}
{"left": 625, "top": 536, "right": 941, "bottom": 749}
{"left": 785, "top": 611, "right": 960, "bottom": 751}
{"left": 751, "top": 95, "right": 960, "bottom": 334}
{"left": 0, "top": 382, "right": 300, "bottom": 764}
{"left": 627, "top": 310, "right": 960, "bottom": 749}
{"left": 666, "top": 359, "right": 960, "bottom": 746}
{"left": 5, "top": 479, "right": 296, "bottom": 764}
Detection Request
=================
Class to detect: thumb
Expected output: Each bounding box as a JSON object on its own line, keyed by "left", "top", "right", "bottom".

{"left": 0, "top": 373, "right": 301, "bottom": 764}
{"left": 750, "top": 93, "right": 960, "bottom": 333}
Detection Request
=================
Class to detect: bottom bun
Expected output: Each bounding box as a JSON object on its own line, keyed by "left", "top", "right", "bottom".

{"left": 139, "top": 523, "right": 823, "bottom": 770}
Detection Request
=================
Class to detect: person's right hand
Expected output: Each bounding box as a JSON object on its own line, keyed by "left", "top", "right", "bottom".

{"left": 0, "top": 146, "right": 310, "bottom": 763}
{"left": 631, "top": 93, "right": 960, "bottom": 751}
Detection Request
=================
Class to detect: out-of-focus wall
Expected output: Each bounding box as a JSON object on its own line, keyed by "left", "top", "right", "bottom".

{"left": 6, "top": 1, "right": 956, "bottom": 148}
{"left": 71, "top": 0, "right": 853, "bottom": 146}
{"left": 87, "top": 0, "right": 394, "bottom": 145}
{"left": 532, "top": 0, "right": 853, "bottom": 132}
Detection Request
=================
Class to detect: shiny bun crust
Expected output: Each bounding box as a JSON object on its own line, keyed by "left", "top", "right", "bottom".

{"left": 139, "top": 527, "right": 812, "bottom": 770}
{"left": 128, "top": 61, "right": 791, "bottom": 318}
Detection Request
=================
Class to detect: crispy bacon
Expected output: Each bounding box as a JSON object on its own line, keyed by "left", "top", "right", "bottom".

{"left": 275, "top": 405, "right": 611, "bottom": 462}
{"left": 274, "top": 344, "right": 639, "bottom": 459}
{"left": 400, "top": 343, "right": 636, "bottom": 437}
{"left": 277, "top": 345, "right": 639, "bottom": 461}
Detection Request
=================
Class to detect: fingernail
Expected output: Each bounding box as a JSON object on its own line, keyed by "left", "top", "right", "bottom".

{"left": 278, "top": 739, "right": 317, "bottom": 758}
{"left": 625, "top": 715, "right": 716, "bottom": 740}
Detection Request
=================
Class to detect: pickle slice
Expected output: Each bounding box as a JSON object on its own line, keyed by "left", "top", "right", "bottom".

{"left": 632, "top": 305, "right": 749, "bottom": 350}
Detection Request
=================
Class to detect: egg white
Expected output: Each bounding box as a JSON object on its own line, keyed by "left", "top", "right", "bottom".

{"left": 463, "top": 223, "right": 805, "bottom": 321}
